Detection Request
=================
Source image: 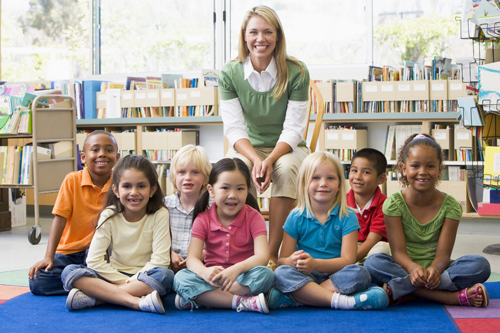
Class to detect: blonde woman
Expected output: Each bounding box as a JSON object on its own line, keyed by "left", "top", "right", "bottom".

{"left": 218, "top": 5, "right": 310, "bottom": 270}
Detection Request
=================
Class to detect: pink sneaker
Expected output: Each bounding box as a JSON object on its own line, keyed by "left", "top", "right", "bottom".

{"left": 235, "top": 293, "right": 269, "bottom": 314}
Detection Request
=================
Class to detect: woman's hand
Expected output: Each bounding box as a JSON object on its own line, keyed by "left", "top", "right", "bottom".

{"left": 201, "top": 266, "right": 225, "bottom": 288}
{"left": 252, "top": 158, "right": 272, "bottom": 194}
{"left": 212, "top": 265, "right": 241, "bottom": 292}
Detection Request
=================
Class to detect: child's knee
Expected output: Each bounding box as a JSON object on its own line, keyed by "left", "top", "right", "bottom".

{"left": 61, "top": 265, "right": 96, "bottom": 291}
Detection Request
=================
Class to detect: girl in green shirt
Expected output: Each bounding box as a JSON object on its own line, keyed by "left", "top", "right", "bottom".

{"left": 364, "top": 133, "right": 490, "bottom": 308}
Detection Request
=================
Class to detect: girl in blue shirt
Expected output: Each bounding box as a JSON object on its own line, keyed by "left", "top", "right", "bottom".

{"left": 270, "top": 151, "right": 388, "bottom": 310}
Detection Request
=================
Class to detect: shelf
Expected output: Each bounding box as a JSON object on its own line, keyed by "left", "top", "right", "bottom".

{"left": 0, "top": 184, "right": 33, "bottom": 189}
{"left": 319, "top": 112, "right": 460, "bottom": 123}
{"left": 77, "top": 113, "right": 460, "bottom": 127}
{"left": 76, "top": 116, "right": 223, "bottom": 127}
{"left": 461, "top": 213, "right": 500, "bottom": 219}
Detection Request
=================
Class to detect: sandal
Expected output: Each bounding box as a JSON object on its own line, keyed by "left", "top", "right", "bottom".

{"left": 383, "top": 283, "right": 416, "bottom": 305}
{"left": 458, "top": 283, "right": 489, "bottom": 307}
{"left": 267, "top": 259, "right": 277, "bottom": 272}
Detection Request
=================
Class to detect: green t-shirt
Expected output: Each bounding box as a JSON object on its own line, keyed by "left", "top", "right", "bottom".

{"left": 218, "top": 60, "right": 310, "bottom": 147}
{"left": 382, "top": 191, "right": 462, "bottom": 268}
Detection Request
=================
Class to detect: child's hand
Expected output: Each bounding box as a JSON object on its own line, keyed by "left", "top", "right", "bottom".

{"left": 28, "top": 258, "right": 53, "bottom": 279}
{"left": 289, "top": 250, "right": 305, "bottom": 266}
{"left": 425, "top": 267, "right": 441, "bottom": 289}
{"left": 170, "top": 250, "right": 186, "bottom": 273}
{"left": 296, "top": 252, "right": 317, "bottom": 275}
{"left": 409, "top": 265, "right": 427, "bottom": 287}
{"left": 212, "top": 265, "right": 241, "bottom": 292}
{"left": 201, "top": 266, "right": 225, "bottom": 288}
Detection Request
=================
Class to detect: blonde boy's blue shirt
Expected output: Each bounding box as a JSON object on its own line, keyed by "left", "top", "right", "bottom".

{"left": 283, "top": 205, "right": 359, "bottom": 260}
{"left": 165, "top": 194, "right": 193, "bottom": 259}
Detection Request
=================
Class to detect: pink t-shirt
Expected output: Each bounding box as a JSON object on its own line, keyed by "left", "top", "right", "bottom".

{"left": 191, "top": 203, "right": 267, "bottom": 268}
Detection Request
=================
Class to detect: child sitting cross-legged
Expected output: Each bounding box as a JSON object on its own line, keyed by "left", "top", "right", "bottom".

{"left": 173, "top": 158, "right": 274, "bottom": 314}
{"left": 347, "top": 148, "right": 390, "bottom": 264}
{"left": 165, "top": 144, "right": 212, "bottom": 272}
{"left": 365, "top": 134, "right": 491, "bottom": 307}
{"left": 269, "top": 151, "right": 389, "bottom": 310}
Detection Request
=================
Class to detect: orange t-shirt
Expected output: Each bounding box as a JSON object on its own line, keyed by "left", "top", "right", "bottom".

{"left": 52, "top": 168, "right": 112, "bottom": 255}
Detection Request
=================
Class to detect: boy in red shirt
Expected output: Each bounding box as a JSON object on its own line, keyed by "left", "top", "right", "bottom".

{"left": 347, "top": 148, "right": 390, "bottom": 264}
{"left": 28, "top": 130, "right": 120, "bottom": 295}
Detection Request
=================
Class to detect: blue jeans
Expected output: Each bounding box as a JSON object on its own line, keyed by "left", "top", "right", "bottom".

{"left": 274, "top": 264, "right": 372, "bottom": 295}
{"left": 173, "top": 266, "right": 275, "bottom": 302}
{"left": 29, "top": 250, "right": 87, "bottom": 296}
{"left": 61, "top": 265, "right": 174, "bottom": 296}
{"left": 364, "top": 253, "right": 491, "bottom": 300}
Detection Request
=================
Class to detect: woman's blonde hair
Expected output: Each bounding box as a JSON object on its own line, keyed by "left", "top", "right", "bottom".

{"left": 234, "top": 5, "right": 304, "bottom": 100}
{"left": 296, "top": 151, "right": 350, "bottom": 219}
{"left": 169, "top": 145, "right": 212, "bottom": 194}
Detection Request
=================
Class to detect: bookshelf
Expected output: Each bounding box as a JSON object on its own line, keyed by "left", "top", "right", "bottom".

{"left": 0, "top": 95, "right": 78, "bottom": 244}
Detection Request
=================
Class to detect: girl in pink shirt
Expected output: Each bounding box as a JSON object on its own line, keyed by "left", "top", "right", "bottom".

{"left": 173, "top": 158, "right": 274, "bottom": 314}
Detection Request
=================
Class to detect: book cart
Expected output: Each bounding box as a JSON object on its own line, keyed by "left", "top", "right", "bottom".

{"left": 0, "top": 95, "right": 78, "bottom": 244}
{"left": 456, "top": 16, "right": 500, "bottom": 255}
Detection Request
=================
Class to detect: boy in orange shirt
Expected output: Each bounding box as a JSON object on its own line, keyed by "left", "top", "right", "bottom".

{"left": 346, "top": 148, "right": 390, "bottom": 264}
{"left": 28, "top": 130, "right": 120, "bottom": 295}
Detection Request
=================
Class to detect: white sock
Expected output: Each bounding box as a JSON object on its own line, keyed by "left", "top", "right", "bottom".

{"left": 231, "top": 295, "right": 239, "bottom": 310}
{"left": 331, "top": 292, "right": 355, "bottom": 310}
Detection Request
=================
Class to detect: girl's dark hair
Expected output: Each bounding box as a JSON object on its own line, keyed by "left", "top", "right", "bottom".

{"left": 97, "top": 155, "right": 165, "bottom": 229}
{"left": 396, "top": 133, "right": 445, "bottom": 188}
{"left": 193, "top": 158, "right": 260, "bottom": 222}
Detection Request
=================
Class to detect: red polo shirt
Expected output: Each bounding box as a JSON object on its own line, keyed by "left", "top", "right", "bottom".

{"left": 346, "top": 187, "right": 388, "bottom": 242}
{"left": 191, "top": 203, "right": 267, "bottom": 268}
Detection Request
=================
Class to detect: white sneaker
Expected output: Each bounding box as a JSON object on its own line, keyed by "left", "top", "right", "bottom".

{"left": 175, "top": 293, "right": 192, "bottom": 310}
{"left": 138, "top": 290, "right": 165, "bottom": 314}
{"left": 235, "top": 293, "right": 269, "bottom": 314}
{"left": 66, "top": 288, "right": 97, "bottom": 311}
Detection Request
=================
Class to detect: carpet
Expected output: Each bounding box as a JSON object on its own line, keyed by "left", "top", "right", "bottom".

{"left": 1, "top": 270, "right": 499, "bottom": 333}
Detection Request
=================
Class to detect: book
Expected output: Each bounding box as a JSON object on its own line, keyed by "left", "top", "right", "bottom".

{"left": 161, "top": 74, "right": 183, "bottom": 89}
{"left": 478, "top": 61, "right": 500, "bottom": 113}
{"left": 201, "top": 69, "right": 219, "bottom": 87}
{"left": 125, "top": 76, "right": 146, "bottom": 90}
{"left": 105, "top": 89, "right": 122, "bottom": 118}
{"left": 83, "top": 80, "right": 107, "bottom": 119}
{"left": 483, "top": 146, "right": 500, "bottom": 185}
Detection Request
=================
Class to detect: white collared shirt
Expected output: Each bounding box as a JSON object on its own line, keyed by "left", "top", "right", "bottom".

{"left": 356, "top": 196, "right": 374, "bottom": 215}
{"left": 220, "top": 57, "right": 309, "bottom": 150}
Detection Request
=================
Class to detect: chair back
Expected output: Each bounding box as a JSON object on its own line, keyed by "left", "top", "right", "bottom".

{"left": 304, "top": 80, "right": 325, "bottom": 153}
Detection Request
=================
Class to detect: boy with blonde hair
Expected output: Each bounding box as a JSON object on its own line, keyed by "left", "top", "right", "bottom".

{"left": 165, "top": 145, "right": 212, "bottom": 272}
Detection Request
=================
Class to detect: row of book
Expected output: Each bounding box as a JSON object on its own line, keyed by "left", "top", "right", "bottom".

{"left": 311, "top": 58, "right": 470, "bottom": 115}
{"left": 0, "top": 70, "right": 220, "bottom": 121}
{"left": 0, "top": 145, "right": 48, "bottom": 185}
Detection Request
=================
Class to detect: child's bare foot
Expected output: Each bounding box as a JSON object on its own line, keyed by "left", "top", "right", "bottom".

{"left": 458, "top": 283, "right": 489, "bottom": 307}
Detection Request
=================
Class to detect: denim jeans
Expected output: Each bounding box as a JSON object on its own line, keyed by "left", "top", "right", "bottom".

{"left": 274, "top": 264, "right": 372, "bottom": 295}
{"left": 29, "top": 250, "right": 87, "bottom": 296}
{"left": 61, "top": 264, "right": 174, "bottom": 296}
{"left": 364, "top": 253, "right": 491, "bottom": 300}
{"left": 173, "top": 266, "right": 275, "bottom": 302}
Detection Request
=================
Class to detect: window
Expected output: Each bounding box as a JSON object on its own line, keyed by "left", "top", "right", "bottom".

{"left": 1, "top": 1, "right": 477, "bottom": 81}
{"left": 99, "top": 0, "right": 214, "bottom": 74}
{"left": 227, "top": 0, "right": 371, "bottom": 66}
{"left": 373, "top": 0, "right": 473, "bottom": 66}
{"left": 1, "top": 0, "right": 90, "bottom": 81}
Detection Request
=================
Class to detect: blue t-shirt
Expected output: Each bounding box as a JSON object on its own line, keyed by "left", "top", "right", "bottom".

{"left": 283, "top": 205, "right": 359, "bottom": 260}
